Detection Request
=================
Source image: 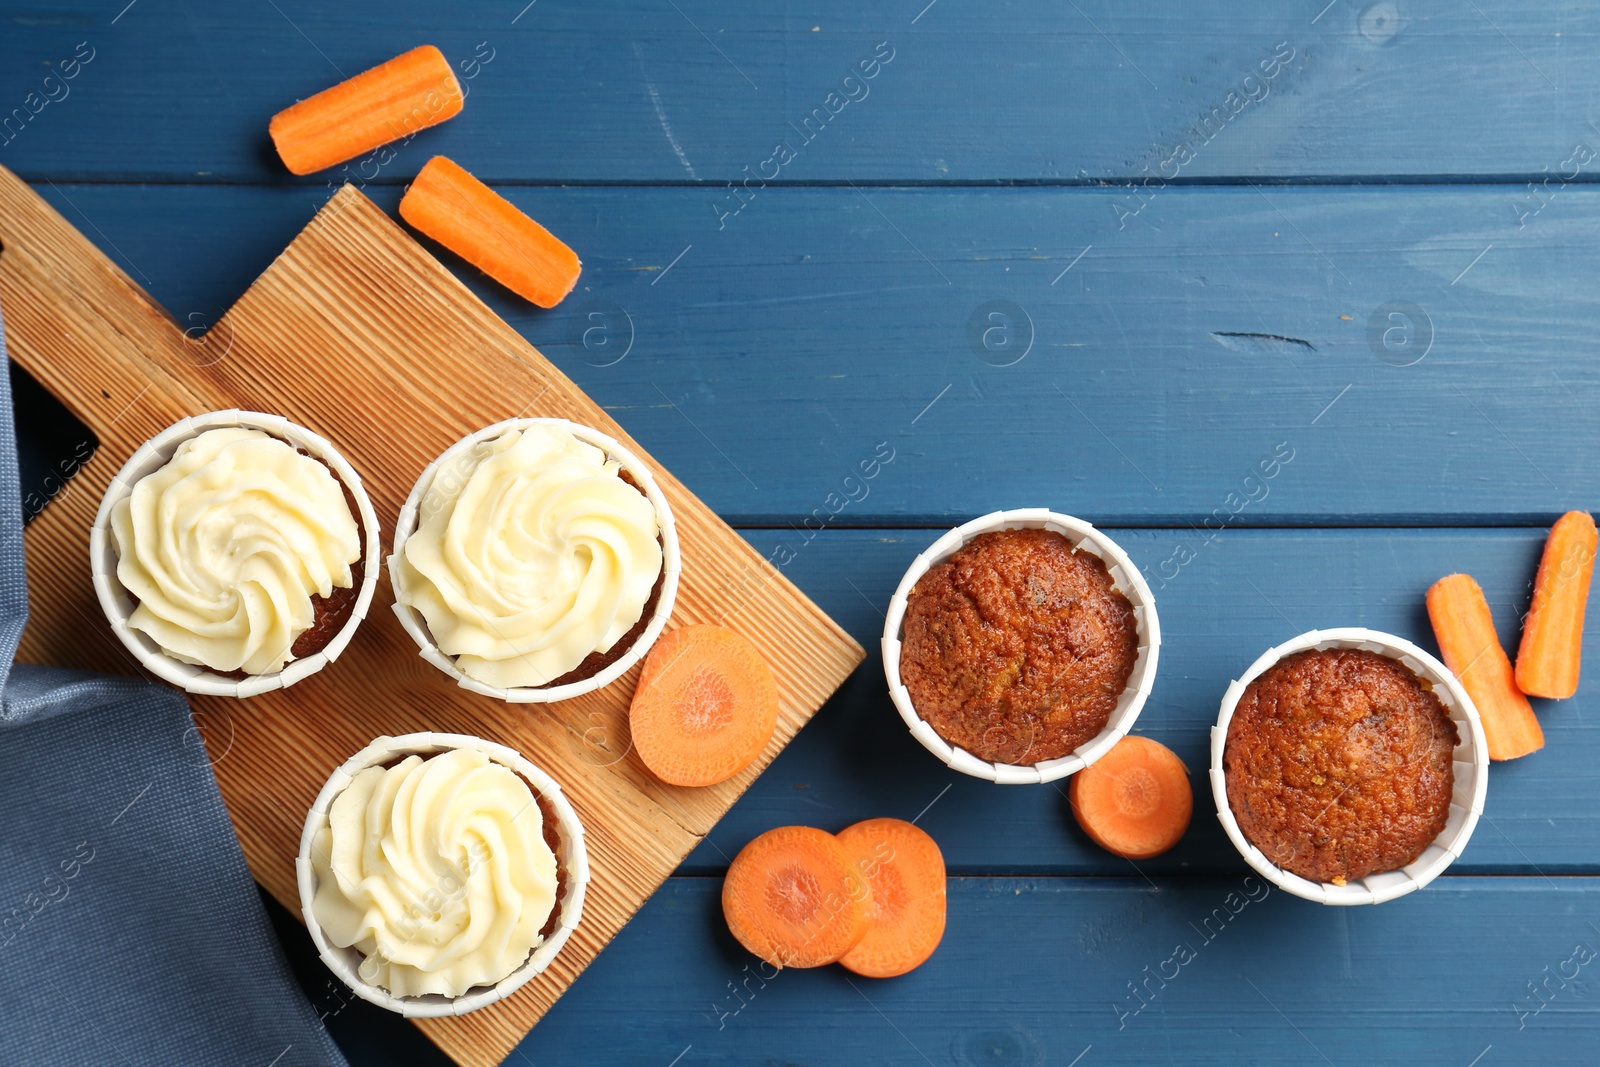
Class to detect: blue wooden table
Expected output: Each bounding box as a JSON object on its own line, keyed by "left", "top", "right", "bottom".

{"left": 6, "top": 1, "right": 1600, "bottom": 1063}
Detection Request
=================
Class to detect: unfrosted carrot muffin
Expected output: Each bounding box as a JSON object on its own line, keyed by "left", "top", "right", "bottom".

{"left": 1223, "top": 648, "right": 1457, "bottom": 884}
{"left": 898, "top": 527, "right": 1138, "bottom": 764}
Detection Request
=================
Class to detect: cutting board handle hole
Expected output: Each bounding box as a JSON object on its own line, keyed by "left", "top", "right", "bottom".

{"left": 9, "top": 363, "right": 97, "bottom": 525}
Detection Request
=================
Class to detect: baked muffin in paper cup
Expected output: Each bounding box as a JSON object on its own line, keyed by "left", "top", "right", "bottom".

{"left": 89, "top": 410, "right": 381, "bottom": 698}
{"left": 882, "top": 508, "right": 1160, "bottom": 785}
{"left": 1211, "top": 627, "right": 1489, "bottom": 905}
{"left": 297, "top": 732, "right": 589, "bottom": 1017}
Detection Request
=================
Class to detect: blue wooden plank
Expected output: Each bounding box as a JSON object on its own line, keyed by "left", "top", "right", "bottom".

{"left": 3, "top": 1, "right": 1599, "bottom": 183}
{"left": 685, "top": 528, "right": 1598, "bottom": 876}
{"left": 518, "top": 875, "right": 1600, "bottom": 1065}
{"left": 21, "top": 182, "right": 1599, "bottom": 526}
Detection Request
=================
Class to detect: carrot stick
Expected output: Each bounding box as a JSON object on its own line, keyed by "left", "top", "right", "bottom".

{"left": 722, "top": 826, "right": 871, "bottom": 969}
{"left": 1068, "top": 735, "right": 1192, "bottom": 859}
{"left": 269, "top": 46, "right": 463, "bottom": 176}
{"left": 1516, "top": 511, "right": 1598, "bottom": 700}
{"left": 629, "top": 625, "right": 779, "bottom": 787}
{"left": 398, "top": 156, "right": 582, "bottom": 308}
{"left": 835, "top": 818, "right": 946, "bottom": 978}
{"left": 1427, "top": 573, "right": 1543, "bottom": 760}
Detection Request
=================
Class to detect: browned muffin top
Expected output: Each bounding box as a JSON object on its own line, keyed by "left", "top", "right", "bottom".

{"left": 1224, "top": 647, "right": 1458, "bottom": 885}
{"left": 899, "top": 527, "right": 1139, "bottom": 764}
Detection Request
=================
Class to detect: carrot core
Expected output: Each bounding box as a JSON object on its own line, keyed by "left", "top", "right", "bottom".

{"left": 765, "top": 865, "right": 824, "bottom": 928}
{"left": 677, "top": 668, "right": 737, "bottom": 734}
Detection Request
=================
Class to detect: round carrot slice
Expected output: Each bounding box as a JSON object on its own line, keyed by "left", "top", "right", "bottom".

{"left": 1069, "top": 735, "right": 1192, "bottom": 859}
{"left": 836, "top": 818, "right": 947, "bottom": 978}
{"left": 722, "top": 825, "right": 871, "bottom": 969}
{"left": 630, "top": 625, "right": 779, "bottom": 787}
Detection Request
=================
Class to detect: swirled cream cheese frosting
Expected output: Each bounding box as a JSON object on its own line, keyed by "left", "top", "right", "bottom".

{"left": 310, "top": 749, "right": 561, "bottom": 998}
{"left": 397, "top": 424, "right": 663, "bottom": 689}
{"left": 109, "top": 426, "right": 361, "bottom": 676}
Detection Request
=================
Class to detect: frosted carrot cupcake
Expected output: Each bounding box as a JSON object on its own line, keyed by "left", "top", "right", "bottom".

{"left": 91, "top": 411, "right": 379, "bottom": 696}
{"left": 390, "top": 418, "right": 679, "bottom": 701}
{"left": 299, "top": 733, "right": 588, "bottom": 1014}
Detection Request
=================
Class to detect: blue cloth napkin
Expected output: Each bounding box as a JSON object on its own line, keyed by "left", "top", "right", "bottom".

{"left": 0, "top": 306, "right": 348, "bottom": 1066}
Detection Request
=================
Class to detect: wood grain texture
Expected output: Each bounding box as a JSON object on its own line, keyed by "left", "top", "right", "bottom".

{"left": 2, "top": 1, "right": 1597, "bottom": 183}
{"left": 0, "top": 163, "right": 863, "bottom": 1067}
{"left": 26, "top": 181, "right": 1600, "bottom": 526}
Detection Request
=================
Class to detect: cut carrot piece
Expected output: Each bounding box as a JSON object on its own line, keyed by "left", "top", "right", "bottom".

{"left": 722, "top": 826, "right": 871, "bottom": 969}
{"left": 398, "top": 156, "right": 582, "bottom": 308}
{"left": 630, "top": 625, "right": 779, "bottom": 788}
{"left": 1516, "top": 511, "right": 1598, "bottom": 700}
{"left": 835, "top": 818, "right": 946, "bottom": 978}
{"left": 1428, "top": 573, "right": 1543, "bottom": 760}
{"left": 269, "top": 45, "right": 463, "bottom": 176}
{"left": 1069, "top": 736, "right": 1192, "bottom": 859}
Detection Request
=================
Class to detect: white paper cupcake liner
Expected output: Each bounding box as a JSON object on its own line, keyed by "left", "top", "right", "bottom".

{"left": 882, "top": 509, "right": 1161, "bottom": 785}
{"left": 1210, "top": 627, "right": 1489, "bottom": 906}
{"left": 296, "top": 731, "right": 590, "bottom": 1018}
{"left": 89, "top": 410, "right": 382, "bottom": 698}
{"left": 388, "top": 417, "right": 680, "bottom": 703}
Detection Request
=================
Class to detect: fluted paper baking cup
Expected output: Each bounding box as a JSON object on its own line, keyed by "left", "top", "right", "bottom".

{"left": 882, "top": 509, "right": 1161, "bottom": 785}
{"left": 296, "top": 732, "right": 590, "bottom": 1018}
{"left": 1210, "top": 627, "right": 1489, "bottom": 906}
{"left": 89, "top": 410, "right": 382, "bottom": 698}
{"left": 388, "top": 417, "right": 681, "bottom": 703}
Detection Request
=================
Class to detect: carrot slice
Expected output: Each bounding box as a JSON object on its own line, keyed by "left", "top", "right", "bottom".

{"left": 1428, "top": 573, "right": 1543, "bottom": 760}
{"left": 835, "top": 818, "right": 946, "bottom": 978}
{"left": 1516, "top": 511, "right": 1598, "bottom": 700}
{"left": 630, "top": 625, "right": 779, "bottom": 787}
{"left": 1068, "top": 735, "right": 1192, "bottom": 859}
{"left": 269, "top": 46, "right": 463, "bottom": 176}
{"left": 398, "top": 156, "right": 582, "bottom": 308}
{"left": 722, "top": 826, "right": 871, "bottom": 969}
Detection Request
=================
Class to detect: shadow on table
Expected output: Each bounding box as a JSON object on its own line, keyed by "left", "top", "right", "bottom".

{"left": 262, "top": 888, "right": 454, "bottom": 1067}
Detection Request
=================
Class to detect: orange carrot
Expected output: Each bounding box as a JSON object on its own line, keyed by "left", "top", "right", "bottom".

{"left": 722, "top": 826, "right": 871, "bottom": 969}
{"left": 1516, "top": 511, "right": 1598, "bottom": 700}
{"left": 398, "top": 156, "right": 582, "bottom": 308}
{"left": 629, "top": 625, "right": 779, "bottom": 787}
{"left": 835, "top": 818, "right": 946, "bottom": 978}
{"left": 1068, "top": 736, "right": 1192, "bottom": 859}
{"left": 269, "top": 46, "right": 463, "bottom": 176}
{"left": 1428, "top": 573, "right": 1543, "bottom": 760}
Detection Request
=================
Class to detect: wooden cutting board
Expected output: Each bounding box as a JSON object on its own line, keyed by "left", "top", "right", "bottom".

{"left": 0, "top": 163, "right": 864, "bottom": 1066}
